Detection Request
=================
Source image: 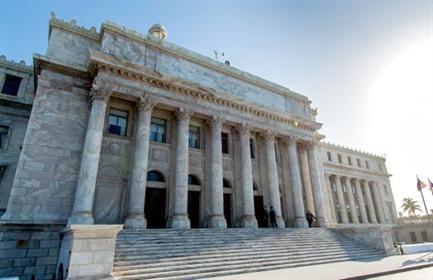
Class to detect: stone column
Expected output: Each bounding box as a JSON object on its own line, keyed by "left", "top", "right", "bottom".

{"left": 207, "top": 116, "right": 227, "bottom": 228}
{"left": 325, "top": 173, "right": 337, "bottom": 223}
{"left": 306, "top": 143, "right": 327, "bottom": 227}
{"left": 287, "top": 137, "right": 308, "bottom": 228}
{"left": 344, "top": 177, "right": 359, "bottom": 224}
{"left": 264, "top": 131, "right": 285, "bottom": 228}
{"left": 372, "top": 181, "right": 386, "bottom": 224}
{"left": 168, "top": 108, "right": 192, "bottom": 229}
{"left": 124, "top": 96, "right": 156, "bottom": 229}
{"left": 68, "top": 85, "right": 110, "bottom": 225}
{"left": 362, "top": 180, "right": 378, "bottom": 223}
{"left": 239, "top": 124, "right": 258, "bottom": 228}
{"left": 353, "top": 178, "right": 368, "bottom": 223}
{"left": 299, "top": 145, "right": 315, "bottom": 214}
{"left": 334, "top": 175, "right": 349, "bottom": 224}
{"left": 377, "top": 183, "right": 391, "bottom": 223}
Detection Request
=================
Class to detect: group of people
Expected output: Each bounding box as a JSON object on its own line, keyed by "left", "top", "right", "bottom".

{"left": 263, "top": 206, "right": 317, "bottom": 228}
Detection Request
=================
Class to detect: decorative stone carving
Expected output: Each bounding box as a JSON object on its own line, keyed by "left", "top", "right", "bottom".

{"left": 175, "top": 107, "right": 193, "bottom": 120}
{"left": 137, "top": 94, "right": 157, "bottom": 112}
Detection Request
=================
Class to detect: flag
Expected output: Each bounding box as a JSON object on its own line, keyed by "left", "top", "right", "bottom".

{"left": 428, "top": 178, "right": 433, "bottom": 194}
{"left": 417, "top": 176, "right": 427, "bottom": 191}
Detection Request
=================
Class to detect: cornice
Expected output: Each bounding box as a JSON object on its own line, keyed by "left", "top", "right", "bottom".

{"left": 33, "top": 53, "right": 92, "bottom": 81}
{"left": 101, "top": 21, "right": 311, "bottom": 104}
{"left": 320, "top": 141, "right": 386, "bottom": 160}
{"left": 323, "top": 161, "right": 391, "bottom": 178}
{"left": 48, "top": 13, "right": 100, "bottom": 42}
{"left": 0, "top": 55, "right": 33, "bottom": 73}
{"left": 87, "top": 50, "right": 322, "bottom": 133}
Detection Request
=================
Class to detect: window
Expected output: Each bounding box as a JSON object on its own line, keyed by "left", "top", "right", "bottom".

{"left": 365, "top": 160, "right": 370, "bottom": 169}
{"left": 0, "top": 166, "right": 6, "bottom": 180}
{"left": 1, "top": 75, "right": 22, "bottom": 96}
{"left": 338, "top": 154, "right": 342, "bottom": 163}
{"left": 327, "top": 152, "right": 332, "bottom": 161}
{"left": 188, "top": 175, "right": 201, "bottom": 185}
{"left": 147, "top": 171, "right": 165, "bottom": 182}
{"left": 348, "top": 156, "right": 352, "bottom": 165}
{"left": 221, "top": 133, "right": 229, "bottom": 154}
{"left": 188, "top": 126, "right": 200, "bottom": 149}
{"left": 250, "top": 139, "right": 255, "bottom": 159}
{"left": 0, "top": 125, "right": 9, "bottom": 149}
{"left": 421, "top": 231, "right": 428, "bottom": 242}
{"left": 357, "top": 158, "right": 362, "bottom": 167}
{"left": 384, "top": 185, "right": 388, "bottom": 194}
{"left": 150, "top": 117, "right": 167, "bottom": 143}
{"left": 342, "top": 183, "right": 347, "bottom": 193}
{"left": 223, "top": 178, "right": 232, "bottom": 188}
{"left": 352, "top": 184, "right": 356, "bottom": 194}
{"left": 108, "top": 109, "right": 128, "bottom": 136}
{"left": 410, "top": 232, "right": 417, "bottom": 243}
{"left": 253, "top": 183, "right": 259, "bottom": 191}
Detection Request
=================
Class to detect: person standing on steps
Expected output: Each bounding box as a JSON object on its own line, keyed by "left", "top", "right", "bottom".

{"left": 263, "top": 205, "right": 269, "bottom": 228}
{"left": 306, "top": 210, "right": 316, "bottom": 228}
{"left": 269, "top": 206, "right": 277, "bottom": 228}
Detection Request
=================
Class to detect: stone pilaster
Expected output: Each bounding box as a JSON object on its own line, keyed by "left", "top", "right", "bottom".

{"left": 372, "top": 181, "right": 386, "bottom": 224}
{"left": 238, "top": 124, "right": 258, "bottom": 228}
{"left": 362, "top": 180, "right": 378, "bottom": 223}
{"left": 287, "top": 137, "right": 308, "bottom": 228}
{"left": 68, "top": 84, "right": 110, "bottom": 225}
{"left": 207, "top": 116, "right": 227, "bottom": 228}
{"left": 300, "top": 145, "right": 315, "bottom": 214}
{"left": 354, "top": 178, "right": 368, "bottom": 223}
{"left": 344, "top": 177, "right": 359, "bottom": 224}
{"left": 124, "top": 96, "right": 157, "bottom": 229}
{"left": 168, "top": 108, "right": 192, "bottom": 229}
{"left": 263, "top": 131, "right": 285, "bottom": 228}
{"left": 306, "top": 143, "right": 327, "bottom": 227}
{"left": 334, "top": 175, "right": 349, "bottom": 224}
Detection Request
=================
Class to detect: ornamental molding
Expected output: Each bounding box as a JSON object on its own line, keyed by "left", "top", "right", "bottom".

{"left": 87, "top": 50, "right": 322, "bottom": 133}
{"left": 49, "top": 12, "right": 100, "bottom": 42}
{"left": 320, "top": 141, "right": 386, "bottom": 160}
{"left": 33, "top": 53, "right": 92, "bottom": 81}
{"left": 323, "top": 162, "right": 391, "bottom": 179}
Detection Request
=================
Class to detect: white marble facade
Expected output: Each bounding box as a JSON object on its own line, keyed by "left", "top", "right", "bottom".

{"left": 0, "top": 14, "right": 397, "bottom": 229}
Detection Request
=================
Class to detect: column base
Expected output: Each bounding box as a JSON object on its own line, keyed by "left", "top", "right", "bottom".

{"left": 276, "top": 216, "right": 285, "bottom": 228}
{"left": 294, "top": 217, "right": 308, "bottom": 228}
{"left": 67, "top": 212, "right": 94, "bottom": 225}
{"left": 124, "top": 214, "right": 147, "bottom": 229}
{"left": 208, "top": 215, "right": 227, "bottom": 228}
{"left": 316, "top": 217, "right": 328, "bottom": 228}
{"left": 240, "top": 215, "right": 258, "bottom": 228}
{"left": 168, "top": 214, "right": 190, "bottom": 229}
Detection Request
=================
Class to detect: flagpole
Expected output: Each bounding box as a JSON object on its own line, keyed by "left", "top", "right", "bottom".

{"left": 420, "top": 188, "right": 429, "bottom": 215}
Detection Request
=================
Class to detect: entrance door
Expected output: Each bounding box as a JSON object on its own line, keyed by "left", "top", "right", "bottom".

{"left": 254, "top": 195, "right": 266, "bottom": 227}
{"left": 145, "top": 187, "right": 166, "bottom": 228}
{"left": 188, "top": 190, "right": 200, "bottom": 228}
{"left": 223, "top": 193, "right": 232, "bottom": 228}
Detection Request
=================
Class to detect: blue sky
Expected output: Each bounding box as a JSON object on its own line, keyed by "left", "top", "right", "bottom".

{"left": 1, "top": 0, "right": 432, "bottom": 214}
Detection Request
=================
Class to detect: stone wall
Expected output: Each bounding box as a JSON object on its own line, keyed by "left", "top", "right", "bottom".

{"left": 0, "top": 224, "right": 62, "bottom": 280}
{"left": 393, "top": 216, "right": 433, "bottom": 244}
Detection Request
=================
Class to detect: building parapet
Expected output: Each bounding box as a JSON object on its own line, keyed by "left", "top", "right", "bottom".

{"left": 0, "top": 55, "right": 32, "bottom": 73}
{"left": 321, "top": 141, "right": 386, "bottom": 160}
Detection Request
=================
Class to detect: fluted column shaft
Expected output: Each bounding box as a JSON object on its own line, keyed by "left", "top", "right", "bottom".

{"left": 68, "top": 86, "right": 110, "bottom": 225}
{"left": 264, "top": 133, "right": 285, "bottom": 228}
{"left": 168, "top": 109, "right": 191, "bottom": 229}
{"left": 306, "top": 144, "right": 327, "bottom": 227}
{"left": 354, "top": 178, "right": 368, "bottom": 223}
{"left": 362, "top": 180, "right": 378, "bottom": 223}
{"left": 300, "top": 146, "right": 315, "bottom": 213}
{"left": 344, "top": 177, "right": 359, "bottom": 224}
{"left": 287, "top": 138, "right": 308, "bottom": 228}
{"left": 239, "top": 125, "right": 258, "bottom": 228}
{"left": 125, "top": 97, "right": 156, "bottom": 229}
{"left": 207, "top": 117, "right": 227, "bottom": 228}
{"left": 334, "top": 175, "right": 349, "bottom": 224}
{"left": 377, "top": 183, "right": 390, "bottom": 223}
{"left": 372, "top": 182, "right": 386, "bottom": 224}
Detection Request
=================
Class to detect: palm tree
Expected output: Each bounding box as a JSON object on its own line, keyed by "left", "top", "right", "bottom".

{"left": 401, "top": 198, "right": 422, "bottom": 217}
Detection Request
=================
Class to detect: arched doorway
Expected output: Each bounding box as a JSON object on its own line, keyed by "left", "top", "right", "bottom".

{"left": 145, "top": 170, "right": 167, "bottom": 228}
{"left": 253, "top": 183, "right": 266, "bottom": 228}
{"left": 188, "top": 174, "right": 201, "bottom": 228}
{"left": 223, "top": 178, "right": 233, "bottom": 228}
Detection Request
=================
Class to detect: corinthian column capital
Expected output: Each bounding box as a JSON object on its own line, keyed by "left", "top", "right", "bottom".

{"left": 263, "top": 129, "right": 276, "bottom": 141}
{"left": 137, "top": 94, "right": 157, "bottom": 112}
{"left": 206, "top": 116, "right": 224, "bottom": 129}
{"left": 90, "top": 83, "right": 111, "bottom": 102}
{"left": 175, "top": 107, "right": 193, "bottom": 120}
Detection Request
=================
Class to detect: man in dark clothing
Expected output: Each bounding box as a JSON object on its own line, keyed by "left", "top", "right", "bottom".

{"left": 306, "top": 210, "right": 316, "bottom": 227}
{"left": 269, "top": 206, "right": 277, "bottom": 228}
{"left": 263, "top": 206, "right": 269, "bottom": 228}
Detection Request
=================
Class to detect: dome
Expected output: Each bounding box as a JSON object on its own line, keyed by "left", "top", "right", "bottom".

{"left": 148, "top": 24, "right": 167, "bottom": 40}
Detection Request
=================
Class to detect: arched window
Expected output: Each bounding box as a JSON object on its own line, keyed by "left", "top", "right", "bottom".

{"left": 188, "top": 174, "right": 201, "bottom": 185}
{"left": 223, "top": 178, "right": 232, "bottom": 188}
{"left": 147, "top": 170, "right": 165, "bottom": 182}
{"left": 253, "top": 183, "right": 258, "bottom": 191}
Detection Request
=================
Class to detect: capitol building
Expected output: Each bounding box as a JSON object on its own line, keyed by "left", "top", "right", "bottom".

{"left": 0, "top": 14, "right": 398, "bottom": 279}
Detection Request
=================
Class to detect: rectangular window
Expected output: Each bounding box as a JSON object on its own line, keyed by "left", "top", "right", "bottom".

{"left": 108, "top": 109, "right": 128, "bottom": 136}
{"left": 348, "top": 156, "right": 352, "bottom": 165}
{"left": 150, "top": 117, "right": 167, "bottom": 143}
{"left": 1, "top": 75, "right": 22, "bottom": 96}
{"left": 410, "top": 232, "right": 417, "bottom": 243}
{"left": 327, "top": 151, "right": 332, "bottom": 161}
{"left": 250, "top": 139, "right": 255, "bottom": 159}
{"left": 188, "top": 126, "right": 200, "bottom": 149}
{"left": 221, "top": 133, "right": 229, "bottom": 154}
{"left": 365, "top": 160, "right": 370, "bottom": 169}
{"left": 342, "top": 183, "right": 347, "bottom": 193}
{"left": 0, "top": 125, "right": 9, "bottom": 149}
{"left": 0, "top": 166, "right": 6, "bottom": 180}
{"left": 352, "top": 184, "right": 356, "bottom": 194}
{"left": 338, "top": 154, "right": 342, "bottom": 163}
{"left": 421, "top": 231, "right": 428, "bottom": 242}
{"left": 357, "top": 158, "right": 362, "bottom": 167}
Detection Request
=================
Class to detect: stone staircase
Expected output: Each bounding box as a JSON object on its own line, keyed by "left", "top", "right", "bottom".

{"left": 112, "top": 228, "right": 387, "bottom": 279}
